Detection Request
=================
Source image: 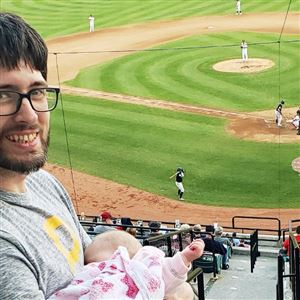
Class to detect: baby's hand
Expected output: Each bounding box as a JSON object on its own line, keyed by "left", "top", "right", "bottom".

{"left": 181, "top": 239, "right": 204, "bottom": 266}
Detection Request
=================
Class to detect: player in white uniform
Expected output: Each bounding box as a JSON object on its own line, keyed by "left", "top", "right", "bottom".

{"left": 240, "top": 40, "right": 248, "bottom": 62}
{"left": 287, "top": 109, "right": 300, "bottom": 131}
{"left": 88, "top": 14, "right": 95, "bottom": 32}
{"left": 236, "top": 0, "right": 242, "bottom": 15}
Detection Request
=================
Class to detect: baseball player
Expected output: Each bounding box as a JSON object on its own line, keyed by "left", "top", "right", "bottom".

{"left": 236, "top": 0, "right": 242, "bottom": 15}
{"left": 169, "top": 167, "right": 185, "bottom": 200}
{"left": 275, "top": 100, "right": 285, "bottom": 127}
{"left": 287, "top": 108, "right": 300, "bottom": 133}
{"left": 297, "top": 108, "right": 300, "bottom": 135}
{"left": 88, "top": 14, "right": 95, "bottom": 32}
{"left": 240, "top": 40, "right": 248, "bottom": 62}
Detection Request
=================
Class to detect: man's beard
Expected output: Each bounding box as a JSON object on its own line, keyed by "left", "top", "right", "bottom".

{"left": 0, "top": 133, "right": 50, "bottom": 174}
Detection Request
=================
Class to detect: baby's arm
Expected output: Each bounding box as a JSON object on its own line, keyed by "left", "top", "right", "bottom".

{"left": 162, "top": 239, "right": 204, "bottom": 297}
{"left": 181, "top": 239, "right": 205, "bottom": 266}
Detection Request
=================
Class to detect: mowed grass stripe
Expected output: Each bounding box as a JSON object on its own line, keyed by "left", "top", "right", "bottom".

{"left": 49, "top": 94, "right": 299, "bottom": 208}
{"left": 68, "top": 32, "right": 300, "bottom": 111}
{"left": 2, "top": 0, "right": 299, "bottom": 38}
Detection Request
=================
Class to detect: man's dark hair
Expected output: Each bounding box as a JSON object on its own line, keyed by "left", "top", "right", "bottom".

{"left": 296, "top": 225, "right": 300, "bottom": 234}
{"left": 0, "top": 12, "right": 48, "bottom": 79}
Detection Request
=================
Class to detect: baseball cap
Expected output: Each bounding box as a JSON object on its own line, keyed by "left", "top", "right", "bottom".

{"left": 100, "top": 211, "right": 112, "bottom": 221}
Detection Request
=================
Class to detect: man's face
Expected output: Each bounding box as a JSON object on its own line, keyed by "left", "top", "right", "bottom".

{"left": 0, "top": 63, "right": 50, "bottom": 174}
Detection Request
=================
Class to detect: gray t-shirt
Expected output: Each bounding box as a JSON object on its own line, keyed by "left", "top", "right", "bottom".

{"left": 0, "top": 169, "right": 91, "bottom": 299}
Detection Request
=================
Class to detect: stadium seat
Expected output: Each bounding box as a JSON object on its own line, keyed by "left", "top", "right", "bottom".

{"left": 192, "top": 251, "right": 222, "bottom": 274}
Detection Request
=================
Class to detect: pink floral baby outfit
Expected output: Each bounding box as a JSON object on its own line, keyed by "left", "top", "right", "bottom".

{"left": 50, "top": 245, "right": 189, "bottom": 299}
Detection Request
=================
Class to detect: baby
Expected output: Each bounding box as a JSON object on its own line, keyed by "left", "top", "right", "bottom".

{"left": 50, "top": 230, "right": 204, "bottom": 299}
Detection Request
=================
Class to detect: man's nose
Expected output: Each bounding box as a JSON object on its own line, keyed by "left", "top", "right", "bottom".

{"left": 14, "top": 97, "right": 38, "bottom": 123}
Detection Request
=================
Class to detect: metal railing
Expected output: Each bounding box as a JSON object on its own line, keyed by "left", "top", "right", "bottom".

{"left": 232, "top": 216, "right": 281, "bottom": 242}
{"left": 250, "top": 229, "right": 260, "bottom": 273}
{"left": 187, "top": 267, "right": 205, "bottom": 300}
{"left": 79, "top": 214, "right": 284, "bottom": 243}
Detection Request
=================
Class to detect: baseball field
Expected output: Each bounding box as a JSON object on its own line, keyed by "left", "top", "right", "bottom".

{"left": 2, "top": 0, "right": 299, "bottom": 226}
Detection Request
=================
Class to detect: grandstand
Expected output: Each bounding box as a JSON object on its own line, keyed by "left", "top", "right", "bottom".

{"left": 80, "top": 214, "right": 299, "bottom": 299}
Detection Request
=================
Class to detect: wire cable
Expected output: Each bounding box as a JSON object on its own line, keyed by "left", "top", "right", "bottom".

{"left": 49, "top": 39, "right": 299, "bottom": 55}
{"left": 54, "top": 53, "right": 79, "bottom": 213}
{"left": 276, "top": 0, "right": 293, "bottom": 218}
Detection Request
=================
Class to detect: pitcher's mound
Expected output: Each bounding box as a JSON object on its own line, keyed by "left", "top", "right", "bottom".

{"left": 213, "top": 58, "right": 274, "bottom": 73}
{"left": 292, "top": 157, "right": 300, "bottom": 173}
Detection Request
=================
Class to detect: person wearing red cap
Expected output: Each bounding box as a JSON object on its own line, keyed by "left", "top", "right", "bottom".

{"left": 94, "top": 211, "right": 116, "bottom": 234}
{"left": 100, "top": 211, "right": 113, "bottom": 224}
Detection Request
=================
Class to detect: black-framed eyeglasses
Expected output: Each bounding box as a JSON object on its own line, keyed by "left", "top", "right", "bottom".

{"left": 0, "top": 87, "right": 60, "bottom": 116}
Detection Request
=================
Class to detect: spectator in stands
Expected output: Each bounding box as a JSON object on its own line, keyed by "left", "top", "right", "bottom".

{"left": 214, "top": 226, "right": 231, "bottom": 246}
{"left": 50, "top": 230, "right": 205, "bottom": 300}
{"left": 214, "top": 226, "right": 232, "bottom": 257}
{"left": 231, "top": 232, "right": 241, "bottom": 246}
{"left": 120, "top": 217, "right": 133, "bottom": 231}
{"left": 202, "top": 225, "right": 229, "bottom": 269}
{"left": 79, "top": 211, "right": 86, "bottom": 220}
{"left": 239, "top": 238, "right": 249, "bottom": 248}
{"left": 180, "top": 223, "right": 191, "bottom": 230}
{"left": 193, "top": 224, "right": 206, "bottom": 239}
{"left": 0, "top": 13, "right": 91, "bottom": 299}
{"left": 148, "top": 220, "right": 162, "bottom": 237}
{"left": 94, "top": 224, "right": 116, "bottom": 234}
{"left": 100, "top": 211, "right": 114, "bottom": 224}
{"left": 279, "top": 225, "right": 300, "bottom": 260}
{"left": 193, "top": 224, "right": 202, "bottom": 231}
{"left": 94, "top": 211, "right": 116, "bottom": 234}
{"left": 179, "top": 224, "right": 192, "bottom": 248}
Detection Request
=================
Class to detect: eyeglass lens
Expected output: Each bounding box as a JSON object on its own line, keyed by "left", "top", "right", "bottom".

{"left": 0, "top": 88, "right": 58, "bottom": 116}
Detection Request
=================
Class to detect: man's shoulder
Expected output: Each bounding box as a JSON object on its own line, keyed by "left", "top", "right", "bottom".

{"left": 27, "top": 168, "right": 52, "bottom": 180}
{"left": 26, "top": 169, "right": 70, "bottom": 201}
{"left": 27, "top": 169, "right": 61, "bottom": 187}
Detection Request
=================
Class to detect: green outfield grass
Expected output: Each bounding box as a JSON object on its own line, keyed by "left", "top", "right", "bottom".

{"left": 67, "top": 31, "right": 300, "bottom": 111}
{"left": 49, "top": 94, "right": 300, "bottom": 209}
{"left": 1, "top": 0, "right": 299, "bottom": 38}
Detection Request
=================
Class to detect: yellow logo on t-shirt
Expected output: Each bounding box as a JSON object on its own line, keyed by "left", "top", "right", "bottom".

{"left": 44, "top": 216, "right": 80, "bottom": 272}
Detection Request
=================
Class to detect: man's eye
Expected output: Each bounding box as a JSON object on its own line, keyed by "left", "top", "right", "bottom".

{"left": 31, "top": 89, "right": 45, "bottom": 96}
{"left": 0, "top": 92, "right": 11, "bottom": 100}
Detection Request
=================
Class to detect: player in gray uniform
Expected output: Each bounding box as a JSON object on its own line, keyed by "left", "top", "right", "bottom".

{"left": 0, "top": 13, "right": 91, "bottom": 299}
{"left": 170, "top": 167, "right": 185, "bottom": 200}
{"left": 240, "top": 40, "right": 248, "bottom": 62}
{"left": 275, "top": 100, "right": 285, "bottom": 127}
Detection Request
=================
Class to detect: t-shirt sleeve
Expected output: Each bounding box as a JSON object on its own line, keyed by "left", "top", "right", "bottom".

{"left": 0, "top": 238, "right": 45, "bottom": 300}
